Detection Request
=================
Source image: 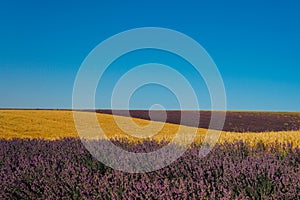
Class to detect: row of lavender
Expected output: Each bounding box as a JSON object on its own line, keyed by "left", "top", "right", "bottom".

{"left": 1, "top": 138, "right": 299, "bottom": 199}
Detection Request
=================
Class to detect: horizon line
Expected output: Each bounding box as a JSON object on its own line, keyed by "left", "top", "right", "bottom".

{"left": 0, "top": 108, "right": 300, "bottom": 113}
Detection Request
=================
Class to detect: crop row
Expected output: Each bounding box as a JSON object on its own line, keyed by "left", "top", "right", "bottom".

{"left": 1, "top": 138, "right": 299, "bottom": 199}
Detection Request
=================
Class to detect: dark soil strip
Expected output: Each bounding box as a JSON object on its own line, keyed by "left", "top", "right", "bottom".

{"left": 96, "top": 110, "right": 300, "bottom": 132}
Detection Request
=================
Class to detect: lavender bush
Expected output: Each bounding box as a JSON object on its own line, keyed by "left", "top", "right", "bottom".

{"left": 1, "top": 138, "right": 299, "bottom": 199}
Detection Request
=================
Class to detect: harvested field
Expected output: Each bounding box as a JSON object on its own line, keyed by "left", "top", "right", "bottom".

{"left": 97, "top": 110, "right": 300, "bottom": 132}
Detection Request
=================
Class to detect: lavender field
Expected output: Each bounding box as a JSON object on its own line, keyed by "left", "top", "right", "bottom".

{"left": 1, "top": 138, "right": 299, "bottom": 199}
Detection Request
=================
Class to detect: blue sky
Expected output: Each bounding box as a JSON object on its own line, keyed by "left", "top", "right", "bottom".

{"left": 0, "top": 0, "right": 299, "bottom": 111}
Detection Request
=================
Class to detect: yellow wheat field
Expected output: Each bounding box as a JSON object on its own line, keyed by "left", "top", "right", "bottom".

{"left": 0, "top": 110, "right": 299, "bottom": 147}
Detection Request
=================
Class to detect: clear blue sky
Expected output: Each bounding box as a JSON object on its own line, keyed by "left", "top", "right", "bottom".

{"left": 0, "top": 0, "right": 299, "bottom": 111}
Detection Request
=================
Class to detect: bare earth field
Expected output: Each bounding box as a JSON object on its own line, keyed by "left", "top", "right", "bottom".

{"left": 97, "top": 110, "right": 300, "bottom": 132}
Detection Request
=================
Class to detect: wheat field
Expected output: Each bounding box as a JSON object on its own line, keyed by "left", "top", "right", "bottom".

{"left": 0, "top": 110, "right": 299, "bottom": 147}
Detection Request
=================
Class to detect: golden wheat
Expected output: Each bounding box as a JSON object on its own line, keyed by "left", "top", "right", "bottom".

{"left": 0, "top": 110, "right": 299, "bottom": 147}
